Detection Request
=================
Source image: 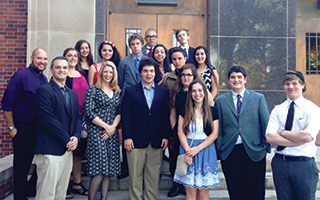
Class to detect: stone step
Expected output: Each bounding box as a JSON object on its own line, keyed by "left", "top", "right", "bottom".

{"left": 5, "top": 190, "right": 320, "bottom": 200}
{"left": 73, "top": 171, "right": 320, "bottom": 191}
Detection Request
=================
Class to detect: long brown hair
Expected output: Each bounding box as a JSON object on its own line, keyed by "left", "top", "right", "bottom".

{"left": 62, "top": 48, "right": 82, "bottom": 72}
{"left": 169, "top": 64, "right": 200, "bottom": 109}
{"left": 183, "top": 80, "right": 213, "bottom": 135}
{"left": 96, "top": 61, "right": 121, "bottom": 94}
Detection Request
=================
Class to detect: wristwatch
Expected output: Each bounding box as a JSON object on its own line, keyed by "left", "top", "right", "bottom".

{"left": 7, "top": 126, "right": 16, "bottom": 132}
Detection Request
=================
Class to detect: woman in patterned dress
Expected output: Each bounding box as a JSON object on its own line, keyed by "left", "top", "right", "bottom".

{"left": 83, "top": 61, "right": 121, "bottom": 200}
{"left": 174, "top": 80, "right": 220, "bottom": 200}
{"left": 193, "top": 46, "right": 219, "bottom": 100}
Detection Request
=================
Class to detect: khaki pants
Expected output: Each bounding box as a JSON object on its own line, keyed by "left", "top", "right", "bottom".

{"left": 127, "top": 143, "right": 162, "bottom": 200}
{"left": 34, "top": 151, "right": 73, "bottom": 200}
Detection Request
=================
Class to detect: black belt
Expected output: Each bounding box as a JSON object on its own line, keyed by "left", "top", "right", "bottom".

{"left": 275, "top": 153, "right": 313, "bottom": 161}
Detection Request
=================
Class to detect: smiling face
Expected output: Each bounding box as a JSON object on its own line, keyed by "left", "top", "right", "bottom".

{"left": 154, "top": 46, "right": 166, "bottom": 63}
{"left": 195, "top": 48, "right": 206, "bottom": 65}
{"left": 79, "top": 42, "right": 90, "bottom": 58}
{"left": 31, "top": 49, "right": 48, "bottom": 72}
{"left": 102, "top": 65, "right": 114, "bottom": 83}
{"left": 284, "top": 79, "right": 304, "bottom": 101}
{"left": 140, "top": 65, "right": 155, "bottom": 86}
{"left": 172, "top": 52, "right": 187, "bottom": 71}
{"left": 181, "top": 69, "right": 194, "bottom": 89}
{"left": 191, "top": 83, "right": 204, "bottom": 104}
{"left": 101, "top": 44, "right": 114, "bottom": 61}
{"left": 50, "top": 59, "right": 69, "bottom": 84}
{"left": 228, "top": 72, "right": 247, "bottom": 93}
{"left": 129, "top": 39, "right": 142, "bottom": 57}
{"left": 65, "top": 50, "right": 78, "bottom": 68}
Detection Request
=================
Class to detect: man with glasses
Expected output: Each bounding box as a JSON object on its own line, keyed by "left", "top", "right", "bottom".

{"left": 142, "top": 28, "right": 158, "bottom": 57}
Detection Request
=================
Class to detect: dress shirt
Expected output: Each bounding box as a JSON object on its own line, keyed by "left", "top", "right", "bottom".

{"left": 142, "top": 82, "right": 155, "bottom": 109}
{"left": 231, "top": 88, "right": 245, "bottom": 144}
{"left": 266, "top": 96, "right": 320, "bottom": 157}
{"left": 132, "top": 54, "right": 144, "bottom": 77}
{"left": 2, "top": 64, "right": 48, "bottom": 123}
{"left": 53, "top": 81, "right": 71, "bottom": 113}
{"left": 180, "top": 45, "right": 189, "bottom": 59}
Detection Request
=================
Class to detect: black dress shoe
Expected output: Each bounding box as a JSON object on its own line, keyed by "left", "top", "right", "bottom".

{"left": 167, "top": 183, "right": 180, "bottom": 197}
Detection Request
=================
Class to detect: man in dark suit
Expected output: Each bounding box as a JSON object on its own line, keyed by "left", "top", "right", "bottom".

{"left": 141, "top": 28, "right": 158, "bottom": 57}
{"left": 117, "top": 33, "right": 147, "bottom": 179}
{"left": 169, "top": 28, "right": 195, "bottom": 64}
{"left": 33, "top": 56, "right": 81, "bottom": 200}
{"left": 2, "top": 48, "right": 48, "bottom": 200}
{"left": 122, "top": 58, "right": 170, "bottom": 200}
{"left": 215, "top": 66, "right": 270, "bottom": 200}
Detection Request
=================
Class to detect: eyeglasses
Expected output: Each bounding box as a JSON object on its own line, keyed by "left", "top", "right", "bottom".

{"left": 146, "top": 35, "right": 157, "bottom": 39}
{"left": 181, "top": 73, "right": 193, "bottom": 77}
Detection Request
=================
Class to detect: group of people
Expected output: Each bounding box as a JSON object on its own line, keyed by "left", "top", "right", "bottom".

{"left": 2, "top": 27, "right": 320, "bottom": 200}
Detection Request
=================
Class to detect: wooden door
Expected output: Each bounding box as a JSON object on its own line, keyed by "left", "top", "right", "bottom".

{"left": 109, "top": 13, "right": 206, "bottom": 57}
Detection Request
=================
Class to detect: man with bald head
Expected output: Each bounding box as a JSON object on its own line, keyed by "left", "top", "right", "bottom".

{"left": 2, "top": 48, "right": 48, "bottom": 200}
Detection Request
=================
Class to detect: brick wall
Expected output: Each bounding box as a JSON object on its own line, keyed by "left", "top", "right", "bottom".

{"left": 0, "top": 0, "right": 28, "bottom": 158}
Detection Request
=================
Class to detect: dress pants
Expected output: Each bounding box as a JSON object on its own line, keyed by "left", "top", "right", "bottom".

{"left": 221, "top": 144, "right": 266, "bottom": 200}
{"left": 34, "top": 151, "right": 73, "bottom": 200}
{"left": 12, "top": 122, "right": 37, "bottom": 200}
{"left": 126, "top": 143, "right": 162, "bottom": 200}
{"left": 272, "top": 155, "right": 318, "bottom": 200}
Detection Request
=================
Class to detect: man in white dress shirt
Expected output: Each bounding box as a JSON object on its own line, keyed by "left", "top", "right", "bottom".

{"left": 266, "top": 70, "right": 320, "bottom": 200}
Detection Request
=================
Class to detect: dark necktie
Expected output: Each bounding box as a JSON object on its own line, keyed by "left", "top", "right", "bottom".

{"left": 134, "top": 58, "right": 140, "bottom": 81}
{"left": 147, "top": 48, "right": 153, "bottom": 57}
{"left": 184, "top": 48, "right": 188, "bottom": 58}
{"left": 277, "top": 101, "right": 295, "bottom": 151}
{"left": 236, "top": 94, "right": 242, "bottom": 118}
{"left": 40, "top": 73, "right": 46, "bottom": 85}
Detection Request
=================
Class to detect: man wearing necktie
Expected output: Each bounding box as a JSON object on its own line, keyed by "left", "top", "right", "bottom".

{"left": 266, "top": 70, "right": 320, "bottom": 200}
{"left": 118, "top": 33, "right": 147, "bottom": 98}
{"left": 117, "top": 33, "right": 147, "bottom": 179}
{"left": 2, "top": 48, "right": 48, "bottom": 200}
{"left": 141, "top": 28, "right": 158, "bottom": 58}
{"left": 169, "top": 29, "right": 195, "bottom": 64}
{"left": 215, "top": 66, "right": 270, "bottom": 200}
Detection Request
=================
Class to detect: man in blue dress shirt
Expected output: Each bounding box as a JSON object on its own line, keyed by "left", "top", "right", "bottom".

{"left": 122, "top": 58, "right": 170, "bottom": 200}
{"left": 2, "top": 48, "right": 48, "bottom": 200}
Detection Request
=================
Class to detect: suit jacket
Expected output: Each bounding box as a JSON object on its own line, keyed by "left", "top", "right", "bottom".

{"left": 168, "top": 46, "right": 195, "bottom": 64}
{"left": 34, "top": 79, "right": 81, "bottom": 156}
{"left": 215, "top": 89, "right": 270, "bottom": 162}
{"left": 117, "top": 54, "right": 147, "bottom": 97}
{"left": 141, "top": 45, "right": 150, "bottom": 57}
{"left": 121, "top": 82, "right": 170, "bottom": 149}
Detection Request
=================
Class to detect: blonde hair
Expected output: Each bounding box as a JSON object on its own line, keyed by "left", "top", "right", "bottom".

{"left": 96, "top": 61, "right": 121, "bottom": 94}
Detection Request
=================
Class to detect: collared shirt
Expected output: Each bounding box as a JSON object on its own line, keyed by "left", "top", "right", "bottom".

{"left": 180, "top": 45, "right": 189, "bottom": 59}
{"left": 231, "top": 88, "right": 246, "bottom": 144}
{"left": 266, "top": 96, "right": 320, "bottom": 157}
{"left": 142, "top": 82, "right": 155, "bottom": 109}
{"left": 53, "top": 81, "right": 71, "bottom": 113}
{"left": 2, "top": 64, "right": 48, "bottom": 123}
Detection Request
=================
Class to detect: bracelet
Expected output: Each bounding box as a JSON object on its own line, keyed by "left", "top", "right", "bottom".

{"left": 113, "top": 124, "right": 117, "bottom": 129}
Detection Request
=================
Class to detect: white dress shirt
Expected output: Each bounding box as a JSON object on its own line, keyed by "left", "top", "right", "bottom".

{"left": 266, "top": 96, "right": 320, "bottom": 157}
{"left": 231, "top": 88, "right": 245, "bottom": 144}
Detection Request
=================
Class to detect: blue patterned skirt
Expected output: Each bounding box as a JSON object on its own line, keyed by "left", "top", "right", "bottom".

{"left": 173, "top": 138, "right": 220, "bottom": 189}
